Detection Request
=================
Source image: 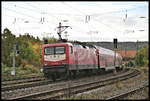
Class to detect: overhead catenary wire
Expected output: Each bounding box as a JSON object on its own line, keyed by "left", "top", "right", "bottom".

{"left": 62, "top": 2, "right": 146, "bottom": 35}
{"left": 25, "top": 3, "right": 62, "bottom": 37}
{"left": 3, "top": 2, "right": 130, "bottom": 30}
{"left": 5, "top": 5, "right": 55, "bottom": 28}
{"left": 2, "top": 14, "right": 39, "bottom": 24}
{"left": 3, "top": 8, "right": 46, "bottom": 36}
{"left": 2, "top": 7, "right": 40, "bottom": 20}
{"left": 26, "top": 3, "right": 62, "bottom": 23}
{"left": 90, "top": 4, "right": 146, "bottom": 17}
{"left": 61, "top": 2, "right": 120, "bottom": 41}
{"left": 5, "top": 3, "right": 59, "bottom": 25}
{"left": 3, "top": 2, "right": 146, "bottom": 24}
{"left": 62, "top": 2, "right": 100, "bottom": 31}
{"left": 2, "top": 2, "right": 147, "bottom": 41}
{"left": 40, "top": 2, "right": 90, "bottom": 39}
{"left": 4, "top": 3, "right": 48, "bottom": 24}
{"left": 61, "top": 2, "right": 120, "bottom": 35}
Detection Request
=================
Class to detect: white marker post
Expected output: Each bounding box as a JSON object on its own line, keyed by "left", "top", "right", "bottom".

{"left": 11, "top": 45, "right": 16, "bottom": 75}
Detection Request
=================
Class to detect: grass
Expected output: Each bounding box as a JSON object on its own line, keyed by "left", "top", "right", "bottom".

{"left": 62, "top": 94, "right": 88, "bottom": 100}
{"left": 116, "top": 78, "right": 124, "bottom": 89}
{"left": 1, "top": 63, "right": 43, "bottom": 81}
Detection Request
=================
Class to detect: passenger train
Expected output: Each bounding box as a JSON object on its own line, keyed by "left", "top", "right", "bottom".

{"left": 42, "top": 41, "right": 123, "bottom": 81}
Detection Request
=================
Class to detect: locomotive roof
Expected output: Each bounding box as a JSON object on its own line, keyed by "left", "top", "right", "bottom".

{"left": 43, "top": 42, "right": 70, "bottom": 47}
{"left": 43, "top": 41, "right": 121, "bottom": 57}
{"left": 43, "top": 41, "right": 96, "bottom": 48}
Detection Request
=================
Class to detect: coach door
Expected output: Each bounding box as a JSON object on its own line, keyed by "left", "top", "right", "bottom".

{"left": 74, "top": 51, "right": 79, "bottom": 71}
{"left": 96, "top": 49, "right": 100, "bottom": 69}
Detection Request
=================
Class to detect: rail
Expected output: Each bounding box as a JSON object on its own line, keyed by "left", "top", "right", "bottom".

{"left": 6, "top": 69, "right": 140, "bottom": 100}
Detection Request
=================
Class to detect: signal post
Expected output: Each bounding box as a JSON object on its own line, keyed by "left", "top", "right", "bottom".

{"left": 113, "top": 38, "right": 117, "bottom": 68}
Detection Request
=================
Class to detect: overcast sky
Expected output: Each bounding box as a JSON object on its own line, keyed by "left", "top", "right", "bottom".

{"left": 2, "top": 1, "right": 149, "bottom": 42}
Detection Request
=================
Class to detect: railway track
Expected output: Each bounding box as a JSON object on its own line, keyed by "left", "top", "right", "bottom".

{"left": 2, "top": 68, "right": 128, "bottom": 92}
{"left": 106, "top": 80, "right": 149, "bottom": 100}
{"left": 2, "top": 79, "right": 52, "bottom": 92}
{"left": 4, "top": 68, "right": 141, "bottom": 100}
{"left": 2, "top": 76, "right": 44, "bottom": 86}
{"left": 2, "top": 75, "right": 44, "bottom": 81}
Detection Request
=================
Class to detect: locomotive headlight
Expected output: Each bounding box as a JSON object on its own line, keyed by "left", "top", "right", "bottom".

{"left": 62, "top": 61, "right": 66, "bottom": 65}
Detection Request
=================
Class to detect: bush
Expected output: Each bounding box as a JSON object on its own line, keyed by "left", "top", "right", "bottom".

{"left": 126, "top": 61, "right": 134, "bottom": 67}
{"left": 20, "top": 59, "right": 28, "bottom": 69}
{"left": 135, "top": 45, "right": 148, "bottom": 67}
{"left": 2, "top": 63, "right": 8, "bottom": 68}
{"left": 1, "top": 63, "right": 41, "bottom": 81}
{"left": 2, "top": 63, "right": 12, "bottom": 76}
{"left": 24, "top": 64, "right": 40, "bottom": 73}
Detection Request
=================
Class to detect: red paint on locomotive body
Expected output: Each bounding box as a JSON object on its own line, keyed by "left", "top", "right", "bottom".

{"left": 43, "top": 43, "right": 70, "bottom": 67}
{"left": 72, "top": 44, "right": 98, "bottom": 68}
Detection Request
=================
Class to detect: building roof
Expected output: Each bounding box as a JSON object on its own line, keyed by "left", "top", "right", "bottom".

{"left": 116, "top": 50, "right": 137, "bottom": 58}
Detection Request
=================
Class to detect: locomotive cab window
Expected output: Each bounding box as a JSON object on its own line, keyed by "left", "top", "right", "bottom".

{"left": 44, "top": 47, "right": 54, "bottom": 55}
{"left": 55, "top": 46, "right": 65, "bottom": 54}
{"left": 44, "top": 46, "right": 65, "bottom": 55}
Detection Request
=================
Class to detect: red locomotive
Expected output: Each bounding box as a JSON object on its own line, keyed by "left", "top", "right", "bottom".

{"left": 42, "top": 41, "right": 123, "bottom": 81}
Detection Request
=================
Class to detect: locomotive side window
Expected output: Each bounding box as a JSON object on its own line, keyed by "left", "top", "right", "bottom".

{"left": 82, "top": 45, "right": 86, "bottom": 48}
{"left": 55, "top": 46, "right": 65, "bottom": 54}
{"left": 70, "top": 46, "right": 73, "bottom": 54}
{"left": 44, "top": 47, "right": 54, "bottom": 55}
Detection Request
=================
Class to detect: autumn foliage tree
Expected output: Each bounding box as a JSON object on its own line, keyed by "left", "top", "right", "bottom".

{"left": 1, "top": 28, "right": 17, "bottom": 67}
{"left": 1, "top": 28, "right": 45, "bottom": 68}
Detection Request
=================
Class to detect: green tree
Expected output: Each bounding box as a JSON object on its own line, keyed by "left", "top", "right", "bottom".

{"left": 135, "top": 45, "right": 149, "bottom": 67}
{"left": 19, "top": 41, "right": 38, "bottom": 64}
{"left": 1, "top": 28, "right": 16, "bottom": 67}
{"left": 43, "top": 36, "right": 59, "bottom": 44}
{"left": 2, "top": 28, "right": 60, "bottom": 68}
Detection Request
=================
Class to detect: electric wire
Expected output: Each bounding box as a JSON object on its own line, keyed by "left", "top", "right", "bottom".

{"left": 2, "top": 7, "right": 40, "bottom": 20}
{"left": 2, "top": 2, "right": 147, "bottom": 41}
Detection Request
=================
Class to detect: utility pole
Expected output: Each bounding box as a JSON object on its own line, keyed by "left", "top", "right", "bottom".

{"left": 124, "top": 42, "right": 127, "bottom": 60}
{"left": 58, "top": 22, "right": 62, "bottom": 40}
{"left": 121, "top": 42, "right": 123, "bottom": 57}
{"left": 136, "top": 40, "right": 139, "bottom": 66}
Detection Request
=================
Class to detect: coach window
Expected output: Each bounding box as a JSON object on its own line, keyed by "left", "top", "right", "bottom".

{"left": 70, "top": 46, "right": 73, "bottom": 54}
{"left": 100, "top": 55, "right": 104, "bottom": 61}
